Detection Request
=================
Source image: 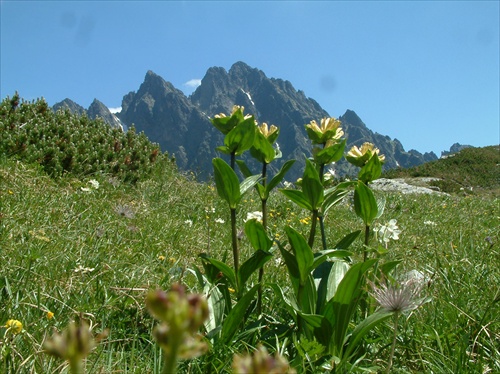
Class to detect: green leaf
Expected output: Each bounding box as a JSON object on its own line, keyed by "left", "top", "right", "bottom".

{"left": 313, "top": 258, "right": 351, "bottom": 314}
{"left": 280, "top": 189, "right": 312, "bottom": 211}
{"left": 215, "top": 145, "right": 231, "bottom": 154}
{"left": 358, "top": 153, "right": 383, "bottom": 183}
{"left": 375, "top": 195, "right": 386, "bottom": 219}
{"left": 285, "top": 226, "right": 314, "bottom": 286}
{"left": 334, "top": 230, "right": 361, "bottom": 250}
{"left": 199, "top": 253, "right": 237, "bottom": 289}
{"left": 311, "top": 250, "right": 352, "bottom": 271}
{"left": 236, "top": 159, "right": 253, "bottom": 178}
{"left": 211, "top": 115, "right": 240, "bottom": 135}
{"left": 278, "top": 241, "right": 300, "bottom": 291}
{"left": 312, "top": 139, "right": 346, "bottom": 165}
{"left": 213, "top": 158, "right": 240, "bottom": 209}
{"left": 250, "top": 131, "right": 276, "bottom": 164}
{"left": 302, "top": 158, "right": 324, "bottom": 210}
{"left": 299, "top": 313, "right": 323, "bottom": 328}
{"left": 220, "top": 284, "right": 259, "bottom": 344}
{"left": 324, "top": 259, "right": 377, "bottom": 355}
{"left": 245, "top": 219, "right": 273, "bottom": 251}
{"left": 322, "top": 186, "right": 350, "bottom": 215}
{"left": 240, "top": 174, "right": 261, "bottom": 198}
{"left": 341, "top": 309, "right": 393, "bottom": 363}
{"left": 269, "top": 283, "right": 298, "bottom": 323}
{"left": 237, "top": 250, "right": 273, "bottom": 291}
{"left": 266, "top": 159, "right": 296, "bottom": 195}
{"left": 353, "top": 180, "right": 378, "bottom": 226}
{"left": 224, "top": 117, "right": 256, "bottom": 155}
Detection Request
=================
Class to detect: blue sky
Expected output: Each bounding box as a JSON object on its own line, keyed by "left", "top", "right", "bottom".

{"left": 1, "top": 1, "right": 499, "bottom": 156}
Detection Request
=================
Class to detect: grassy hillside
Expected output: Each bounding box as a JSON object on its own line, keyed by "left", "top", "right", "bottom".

{"left": 1, "top": 96, "right": 499, "bottom": 373}
{"left": 383, "top": 145, "right": 500, "bottom": 194}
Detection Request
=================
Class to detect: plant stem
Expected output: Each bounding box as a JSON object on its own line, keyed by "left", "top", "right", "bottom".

{"left": 308, "top": 209, "right": 319, "bottom": 249}
{"left": 318, "top": 161, "right": 327, "bottom": 250}
{"left": 386, "top": 312, "right": 400, "bottom": 374}
{"left": 363, "top": 224, "right": 370, "bottom": 262}
{"left": 230, "top": 152, "right": 235, "bottom": 170}
{"left": 69, "top": 358, "right": 83, "bottom": 374}
{"left": 257, "top": 162, "right": 268, "bottom": 315}
{"left": 230, "top": 208, "right": 239, "bottom": 278}
{"left": 319, "top": 214, "right": 327, "bottom": 250}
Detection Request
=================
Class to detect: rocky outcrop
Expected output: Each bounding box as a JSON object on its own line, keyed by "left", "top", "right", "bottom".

{"left": 371, "top": 178, "right": 448, "bottom": 195}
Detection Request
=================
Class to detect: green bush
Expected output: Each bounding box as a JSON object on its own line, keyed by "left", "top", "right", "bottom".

{"left": 0, "top": 93, "right": 167, "bottom": 183}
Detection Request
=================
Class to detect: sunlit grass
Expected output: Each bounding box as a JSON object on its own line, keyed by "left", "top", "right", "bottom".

{"left": 1, "top": 155, "right": 499, "bottom": 373}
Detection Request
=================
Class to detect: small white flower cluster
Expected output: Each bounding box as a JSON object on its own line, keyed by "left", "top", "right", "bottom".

{"left": 424, "top": 220, "right": 437, "bottom": 226}
{"left": 81, "top": 179, "right": 100, "bottom": 192}
{"left": 244, "top": 211, "right": 263, "bottom": 223}
{"left": 74, "top": 265, "right": 95, "bottom": 274}
{"left": 374, "top": 219, "right": 401, "bottom": 246}
{"left": 323, "top": 167, "right": 336, "bottom": 181}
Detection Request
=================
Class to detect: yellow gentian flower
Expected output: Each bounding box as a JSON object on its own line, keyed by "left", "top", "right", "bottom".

{"left": 346, "top": 142, "right": 385, "bottom": 167}
{"left": 305, "top": 117, "right": 344, "bottom": 144}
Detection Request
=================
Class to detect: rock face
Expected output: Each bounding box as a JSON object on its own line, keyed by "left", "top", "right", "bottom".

{"left": 53, "top": 98, "right": 86, "bottom": 116}
{"left": 371, "top": 178, "right": 448, "bottom": 195}
{"left": 53, "top": 61, "right": 439, "bottom": 180}
{"left": 53, "top": 98, "right": 125, "bottom": 131}
{"left": 87, "top": 99, "right": 125, "bottom": 131}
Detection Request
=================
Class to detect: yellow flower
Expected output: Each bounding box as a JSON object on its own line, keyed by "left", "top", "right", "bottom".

{"left": 305, "top": 117, "right": 344, "bottom": 144}
{"left": 46, "top": 311, "right": 54, "bottom": 320}
{"left": 346, "top": 142, "right": 385, "bottom": 167}
{"left": 5, "top": 319, "right": 23, "bottom": 334}
{"left": 228, "top": 287, "right": 236, "bottom": 294}
{"left": 158, "top": 255, "right": 166, "bottom": 261}
{"left": 257, "top": 122, "right": 278, "bottom": 139}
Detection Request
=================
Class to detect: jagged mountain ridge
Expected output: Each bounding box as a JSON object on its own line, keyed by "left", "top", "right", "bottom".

{"left": 53, "top": 61, "right": 438, "bottom": 180}
{"left": 53, "top": 98, "right": 125, "bottom": 131}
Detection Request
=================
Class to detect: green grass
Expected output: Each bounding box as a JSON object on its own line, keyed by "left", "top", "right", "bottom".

{"left": 382, "top": 145, "right": 500, "bottom": 195}
{"left": 1, "top": 154, "right": 498, "bottom": 373}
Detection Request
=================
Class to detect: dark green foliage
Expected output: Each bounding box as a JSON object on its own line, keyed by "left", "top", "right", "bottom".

{"left": 0, "top": 94, "right": 166, "bottom": 183}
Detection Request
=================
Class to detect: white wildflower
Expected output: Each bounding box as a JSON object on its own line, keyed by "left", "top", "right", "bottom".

{"left": 215, "top": 218, "right": 225, "bottom": 224}
{"left": 244, "top": 211, "right": 263, "bottom": 223}
{"left": 88, "top": 179, "right": 99, "bottom": 189}
{"left": 424, "top": 220, "right": 437, "bottom": 226}
{"left": 374, "top": 219, "right": 401, "bottom": 246}
{"left": 184, "top": 219, "right": 193, "bottom": 227}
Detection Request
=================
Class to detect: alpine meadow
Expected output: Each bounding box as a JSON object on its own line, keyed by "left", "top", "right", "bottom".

{"left": 1, "top": 94, "right": 499, "bottom": 373}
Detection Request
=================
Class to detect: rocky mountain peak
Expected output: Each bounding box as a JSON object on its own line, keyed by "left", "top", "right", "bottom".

{"left": 51, "top": 62, "right": 440, "bottom": 180}
{"left": 53, "top": 98, "right": 86, "bottom": 116}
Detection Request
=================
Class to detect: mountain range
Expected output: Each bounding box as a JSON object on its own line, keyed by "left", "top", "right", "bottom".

{"left": 53, "top": 61, "right": 440, "bottom": 181}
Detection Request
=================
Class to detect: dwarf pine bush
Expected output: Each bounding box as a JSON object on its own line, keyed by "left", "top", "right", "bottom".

{"left": 0, "top": 93, "right": 166, "bottom": 183}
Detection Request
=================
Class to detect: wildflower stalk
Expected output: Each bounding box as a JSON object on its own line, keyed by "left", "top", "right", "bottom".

{"left": 230, "top": 207, "right": 239, "bottom": 278}
{"left": 318, "top": 160, "right": 327, "bottom": 251}
{"left": 257, "top": 161, "right": 268, "bottom": 315}
{"left": 386, "top": 311, "right": 400, "bottom": 374}
{"left": 307, "top": 209, "right": 319, "bottom": 248}
{"left": 69, "top": 359, "right": 84, "bottom": 374}
{"left": 364, "top": 224, "right": 370, "bottom": 262}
